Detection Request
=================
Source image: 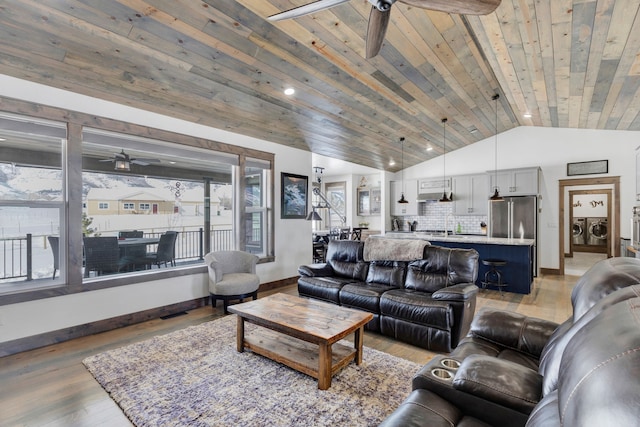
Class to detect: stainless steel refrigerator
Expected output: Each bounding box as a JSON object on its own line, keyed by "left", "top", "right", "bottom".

{"left": 489, "top": 195, "right": 537, "bottom": 271}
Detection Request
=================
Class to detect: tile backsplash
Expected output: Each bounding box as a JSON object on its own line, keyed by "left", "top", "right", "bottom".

{"left": 393, "top": 201, "right": 487, "bottom": 234}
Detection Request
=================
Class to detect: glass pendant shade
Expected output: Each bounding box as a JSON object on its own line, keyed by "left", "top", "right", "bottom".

{"left": 114, "top": 159, "right": 130, "bottom": 171}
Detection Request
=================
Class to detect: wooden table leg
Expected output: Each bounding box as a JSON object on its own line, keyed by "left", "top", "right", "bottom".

{"left": 354, "top": 326, "right": 364, "bottom": 365}
{"left": 318, "top": 342, "right": 332, "bottom": 390}
{"left": 236, "top": 316, "right": 245, "bottom": 353}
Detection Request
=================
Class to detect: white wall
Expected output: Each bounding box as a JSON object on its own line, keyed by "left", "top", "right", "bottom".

{"left": 0, "top": 75, "right": 313, "bottom": 343}
{"left": 402, "top": 126, "right": 639, "bottom": 269}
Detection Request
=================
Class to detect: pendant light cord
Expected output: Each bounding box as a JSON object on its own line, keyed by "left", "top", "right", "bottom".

{"left": 401, "top": 136, "right": 405, "bottom": 192}
{"left": 442, "top": 118, "right": 447, "bottom": 181}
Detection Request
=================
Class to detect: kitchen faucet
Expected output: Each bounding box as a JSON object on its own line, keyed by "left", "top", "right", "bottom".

{"left": 445, "top": 213, "right": 455, "bottom": 236}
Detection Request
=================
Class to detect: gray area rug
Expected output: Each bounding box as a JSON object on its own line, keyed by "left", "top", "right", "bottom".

{"left": 83, "top": 314, "right": 421, "bottom": 426}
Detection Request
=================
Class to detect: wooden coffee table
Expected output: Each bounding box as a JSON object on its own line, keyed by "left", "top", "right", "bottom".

{"left": 228, "top": 293, "right": 373, "bottom": 390}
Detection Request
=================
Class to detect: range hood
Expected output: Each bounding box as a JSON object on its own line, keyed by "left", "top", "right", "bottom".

{"left": 417, "top": 192, "right": 453, "bottom": 201}
{"left": 417, "top": 178, "right": 452, "bottom": 202}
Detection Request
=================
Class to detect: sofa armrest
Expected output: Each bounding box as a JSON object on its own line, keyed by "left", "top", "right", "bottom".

{"left": 469, "top": 308, "right": 559, "bottom": 358}
{"left": 453, "top": 355, "right": 542, "bottom": 414}
{"left": 432, "top": 283, "right": 478, "bottom": 301}
{"left": 298, "top": 263, "right": 334, "bottom": 277}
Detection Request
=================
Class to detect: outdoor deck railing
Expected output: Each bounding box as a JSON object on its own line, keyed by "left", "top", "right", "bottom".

{"left": 0, "top": 234, "right": 33, "bottom": 281}
{"left": 0, "top": 229, "right": 238, "bottom": 281}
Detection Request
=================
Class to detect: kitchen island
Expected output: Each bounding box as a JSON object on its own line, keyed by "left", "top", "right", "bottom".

{"left": 377, "top": 232, "right": 535, "bottom": 294}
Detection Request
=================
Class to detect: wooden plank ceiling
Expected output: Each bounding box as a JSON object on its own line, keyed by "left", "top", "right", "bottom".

{"left": 0, "top": 0, "right": 639, "bottom": 172}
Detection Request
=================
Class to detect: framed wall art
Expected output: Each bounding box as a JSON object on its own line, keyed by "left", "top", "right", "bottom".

{"left": 567, "top": 160, "right": 608, "bottom": 176}
{"left": 281, "top": 172, "right": 308, "bottom": 219}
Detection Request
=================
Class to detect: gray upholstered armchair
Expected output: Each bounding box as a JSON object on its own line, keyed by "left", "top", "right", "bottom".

{"left": 204, "top": 251, "right": 260, "bottom": 314}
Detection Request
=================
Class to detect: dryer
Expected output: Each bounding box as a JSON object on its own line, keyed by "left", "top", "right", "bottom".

{"left": 572, "top": 218, "right": 587, "bottom": 245}
{"left": 587, "top": 217, "right": 608, "bottom": 246}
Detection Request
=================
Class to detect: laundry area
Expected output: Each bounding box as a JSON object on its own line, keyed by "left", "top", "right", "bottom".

{"left": 569, "top": 191, "right": 610, "bottom": 274}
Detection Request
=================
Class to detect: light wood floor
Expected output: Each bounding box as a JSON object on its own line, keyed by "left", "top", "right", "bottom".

{"left": 0, "top": 274, "right": 577, "bottom": 427}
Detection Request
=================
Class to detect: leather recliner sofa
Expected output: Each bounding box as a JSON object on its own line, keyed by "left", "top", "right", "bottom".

{"left": 298, "top": 238, "right": 479, "bottom": 352}
{"left": 379, "top": 257, "right": 640, "bottom": 427}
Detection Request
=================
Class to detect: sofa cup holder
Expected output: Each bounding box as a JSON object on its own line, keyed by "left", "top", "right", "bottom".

{"left": 440, "top": 358, "right": 461, "bottom": 370}
{"left": 431, "top": 367, "right": 454, "bottom": 381}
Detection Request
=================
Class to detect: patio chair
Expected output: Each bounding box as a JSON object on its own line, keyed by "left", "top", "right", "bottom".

{"left": 141, "top": 231, "right": 178, "bottom": 268}
{"left": 48, "top": 236, "right": 59, "bottom": 279}
{"left": 204, "top": 251, "right": 260, "bottom": 314}
{"left": 118, "top": 230, "right": 146, "bottom": 270}
{"left": 83, "top": 236, "right": 128, "bottom": 277}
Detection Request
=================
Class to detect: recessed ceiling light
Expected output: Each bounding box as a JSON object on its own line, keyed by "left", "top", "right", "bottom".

{"left": 0, "top": 138, "right": 5, "bottom": 141}
{"left": 169, "top": 161, "right": 176, "bottom": 165}
{"left": 284, "top": 88, "right": 295, "bottom": 96}
{"left": 426, "top": 147, "right": 433, "bottom": 151}
{"left": 523, "top": 113, "right": 532, "bottom": 118}
{"left": 469, "top": 127, "right": 478, "bottom": 134}
{"left": 389, "top": 160, "right": 396, "bottom": 166}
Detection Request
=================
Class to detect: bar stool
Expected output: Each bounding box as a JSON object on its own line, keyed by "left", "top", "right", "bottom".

{"left": 481, "top": 259, "right": 508, "bottom": 296}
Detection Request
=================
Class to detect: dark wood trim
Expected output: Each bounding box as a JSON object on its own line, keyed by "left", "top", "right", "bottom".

{"left": 558, "top": 176, "right": 620, "bottom": 275}
{"left": 0, "top": 298, "right": 205, "bottom": 357}
{"left": 540, "top": 268, "right": 562, "bottom": 275}
{"left": 0, "top": 279, "right": 294, "bottom": 357}
{"left": 0, "top": 95, "right": 273, "bottom": 161}
{"left": 258, "top": 276, "right": 298, "bottom": 292}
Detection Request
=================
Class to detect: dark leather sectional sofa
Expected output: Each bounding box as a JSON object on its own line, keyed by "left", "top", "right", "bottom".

{"left": 380, "top": 257, "right": 640, "bottom": 427}
{"left": 298, "top": 238, "right": 479, "bottom": 352}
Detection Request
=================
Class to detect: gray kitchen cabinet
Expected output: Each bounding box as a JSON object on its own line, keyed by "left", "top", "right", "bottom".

{"left": 489, "top": 167, "right": 539, "bottom": 196}
{"left": 390, "top": 179, "right": 418, "bottom": 216}
{"left": 452, "top": 173, "right": 489, "bottom": 215}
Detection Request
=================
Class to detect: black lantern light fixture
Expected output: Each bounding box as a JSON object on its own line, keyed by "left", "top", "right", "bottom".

{"left": 439, "top": 118, "right": 452, "bottom": 203}
{"left": 490, "top": 94, "right": 504, "bottom": 201}
{"left": 397, "top": 137, "right": 409, "bottom": 204}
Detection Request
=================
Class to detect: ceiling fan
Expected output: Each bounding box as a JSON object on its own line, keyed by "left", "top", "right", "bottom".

{"left": 99, "top": 149, "right": 161, "bottom": 171}
{"left": 268, "top": 0, "right": 501, "bottom": 58}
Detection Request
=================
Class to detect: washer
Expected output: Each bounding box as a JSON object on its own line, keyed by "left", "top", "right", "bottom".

{"left": 587, "top": 217, "right": 608, "bottom": 246}
{"left": 572, "top": 218, "right": 587, "bottom": 245}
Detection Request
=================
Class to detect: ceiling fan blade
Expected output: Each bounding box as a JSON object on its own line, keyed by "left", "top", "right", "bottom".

{"left": 268, "top": 0, "right": 351, "bottom": 21}
{"left": 366, "top": 6, "right": 391, "bottom": 59}
{"left": 98, "top": 159, "right": 115, "bottom": 162}
{"left": 398, "top": 0, "right": 501, "bottom": 15}
{"left": 131, "top": 158, "right": 160, "bottom": 165}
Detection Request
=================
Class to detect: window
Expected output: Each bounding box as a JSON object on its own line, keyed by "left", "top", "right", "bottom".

{"left": 244, "top": 157, "right": 272, "bottom": 257}
{"left": 325, "top": 182, "right": 347, "bottom": 229}
{"left": 81, "top": 128, "right": 238, "bottom": 281}
{"left": 0, "top": 113, "right": 66, "bottom": 291}
{"left": 0, "top": 103, "right": 274, "bottom": 301}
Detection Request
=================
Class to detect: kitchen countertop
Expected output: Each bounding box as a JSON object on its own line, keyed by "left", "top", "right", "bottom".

{"left": 375, "top": 232, "right": 535, "bottom": 246}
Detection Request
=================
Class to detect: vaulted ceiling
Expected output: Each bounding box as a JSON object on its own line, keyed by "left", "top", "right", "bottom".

{"left": 1, "top": 1, "right": 639, "bottom": 172}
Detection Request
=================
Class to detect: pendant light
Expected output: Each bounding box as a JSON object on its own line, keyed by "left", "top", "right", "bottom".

{"left": 490, "top": 94, "right": 504, "bottom": 201}
{"left": 397, "top": 137, "right": 409, "bottom": 204}
{"left": 439, "top": 118, "right": 452, "bottom": 202}
{"left": 305, "top": 208, "right": 322, "bottom": 221}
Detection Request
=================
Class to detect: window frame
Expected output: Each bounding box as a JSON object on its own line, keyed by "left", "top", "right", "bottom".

{"left": 0, "top": 97, "right": 275, "bottom": 306}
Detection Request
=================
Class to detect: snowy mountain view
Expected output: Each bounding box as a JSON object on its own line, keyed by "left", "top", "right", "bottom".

{"left": 0, "top": 163, "right": 233, "bottom": 282}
